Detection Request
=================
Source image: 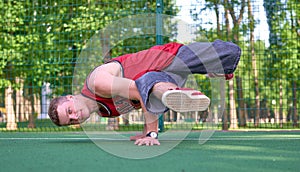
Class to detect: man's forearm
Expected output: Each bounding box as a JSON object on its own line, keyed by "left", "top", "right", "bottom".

{"left": 143, "top": 112, "right": 159, "bottom": 134}
{"left": 91, "top": 70, "right": 142, "bottom": 101}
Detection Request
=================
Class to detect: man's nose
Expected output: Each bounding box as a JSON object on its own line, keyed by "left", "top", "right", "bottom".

{"left": 69, "top": 113, "right": 79, "bottom": 119}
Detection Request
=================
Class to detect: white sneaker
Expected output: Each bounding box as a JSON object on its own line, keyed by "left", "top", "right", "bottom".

{"left": 162, "top": 88, "right": 210, "bottom": 112}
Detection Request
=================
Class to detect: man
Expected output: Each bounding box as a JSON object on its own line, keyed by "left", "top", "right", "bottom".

{"left": 48, "top": 39, "right": 241, "bottom": 146}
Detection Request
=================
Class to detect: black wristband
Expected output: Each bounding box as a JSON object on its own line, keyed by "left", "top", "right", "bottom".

{"left": 146, "top": 131, "right": 158, "bottom": 139}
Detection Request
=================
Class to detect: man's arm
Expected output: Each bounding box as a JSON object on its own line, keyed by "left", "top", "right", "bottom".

{"left": 88, "top": 63, "right": 160, "bottom": 146}
{"left": 88, "top": 63, "right": 141, "bottom": 100}
{"left": 132, "top": 104, "right": 160, "bottom": 146}
{"left": 134, "top": 112, "right": 160, "bottom": 146}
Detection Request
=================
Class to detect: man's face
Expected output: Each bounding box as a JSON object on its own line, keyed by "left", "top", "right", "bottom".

{"left": 56, "top": 96, "right": 89, "bottom": 126}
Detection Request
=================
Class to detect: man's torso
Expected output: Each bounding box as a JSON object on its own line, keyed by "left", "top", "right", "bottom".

{"left": 81, "top": 42, "right": 183, "bottom": 117}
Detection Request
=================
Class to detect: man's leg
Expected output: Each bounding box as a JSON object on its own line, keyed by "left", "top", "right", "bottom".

{"left": 164, "top": 39, "right": 241, "bottom": 75}
{"left": 132, "top": 73, "right": 210, "bottom": 144}
{"left": 132, "top": 72, "right": 210, "bottom": 145}
{"left": 135, "top": 71, "right": 210, "bottom": 114}
{"left": 135, "top": 71, "right": 177, "bottom": 114}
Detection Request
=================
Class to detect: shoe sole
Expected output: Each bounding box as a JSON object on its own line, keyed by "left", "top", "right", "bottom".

{"left": 162, "top": 90, "right": 210, "bottom": 112}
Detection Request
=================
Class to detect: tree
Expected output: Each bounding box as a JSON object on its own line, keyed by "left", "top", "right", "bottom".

{"left": 1, "top": 0, "right": 179, "bottom": 130}
{"left": 191, "top": 0, "right": 247, "bottom": 129}
{"left": 248, "top": 0, "right": 260, "bottom": 127}
{"left": 223, "top": 0, "right": 246, "bottom": 129}
{"left": 287, "top": 0, "right": 299, "bottom": 127}
{"left": 264, "top": 0, "right": 299, "bottom": 127}
{"left": 0, "top": 1, "right": 30, "bottom": 130}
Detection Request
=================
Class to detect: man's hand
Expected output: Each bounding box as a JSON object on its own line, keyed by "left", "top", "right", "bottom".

{"left": 131, "top": 106, "right": 160, "bottom": 146}
{"left": 134, "top": 137, "right": 160, "bottom": 146}
{"left": 129, "top": 133, "right": 145, "bottom": 141}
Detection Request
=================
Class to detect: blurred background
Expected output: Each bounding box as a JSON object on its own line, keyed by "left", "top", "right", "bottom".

{"left": 0, "top": 0, "right": 299, "bottom": 131}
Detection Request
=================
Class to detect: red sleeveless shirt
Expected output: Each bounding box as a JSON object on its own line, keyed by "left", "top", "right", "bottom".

{"left": 81, "top": 42, "right": 183, "bottom": 117}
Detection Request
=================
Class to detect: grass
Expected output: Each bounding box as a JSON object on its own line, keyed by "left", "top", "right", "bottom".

{"left": 0, "top": 131, "right": 299, "bottom": 172}
{"left": 0, "top": 118, "right": 299, "bottom": 132}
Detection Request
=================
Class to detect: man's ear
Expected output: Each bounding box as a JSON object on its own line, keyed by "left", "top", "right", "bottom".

{"left": 66, "top": 95, "right": 74, "bottom": 100}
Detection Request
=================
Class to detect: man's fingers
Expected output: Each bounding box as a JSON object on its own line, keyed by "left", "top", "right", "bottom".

{"left": 130, "top": 133, "right": 145, "bottom": 141}
{"left": 134, "top": 138, "right": 160, "bottom": 146}
{"left": 153, "top": 139, "right": 160, "bottom": 145}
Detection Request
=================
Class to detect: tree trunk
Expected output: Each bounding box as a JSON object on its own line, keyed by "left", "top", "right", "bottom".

{"left": 222, "top": 0, "right": 230, "bottom": 131}
{"left": 5, "top": 86, "right": 17, "bottom": 130}
{"left": 212, "top": 1, "right": 221, "bottom": 37}
{"left": 222, "top": 104, "right": 229, "bottom": 130}
{"left": 279, "top": 80, "right": 283, "bottom": 128}
{"left": 236, "top": 76, "right": 247, "bottom": 127}
{"left": 223, "top": 0, "right": 245, "bottom": 129}
{"left": 248, "top": 0, "right": 261, "bottom": 127}
{"left": 16, "top": 78, "right": 25, "bottom": 122}
{"left": 229, "top": 79, "right": 238, "bottom": 129}
{"left": 292, "top": 81, "right": 298, "bottom": 127}
{"left": 220, "top": 78, "right": 228, "bottom": 130}
{"left": 27, "top": 83, "right": 36, "bottom": 128}
{"left": 16, "top": 88, "right": 24, "bottom": 122}
{"left": 224, "top": 0, "right": 231, "bottom": 40}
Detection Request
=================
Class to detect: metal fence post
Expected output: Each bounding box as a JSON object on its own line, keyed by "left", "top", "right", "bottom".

{"left": 156, "top": 0, "right": 163, "bottom": 45}
{"left": 156, "top": 0, "right": 164, "bottom": 132}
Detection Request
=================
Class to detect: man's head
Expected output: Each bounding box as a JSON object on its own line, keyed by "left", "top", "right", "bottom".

{"left": 48, "top": 95, "right": 89, "bottom": 126}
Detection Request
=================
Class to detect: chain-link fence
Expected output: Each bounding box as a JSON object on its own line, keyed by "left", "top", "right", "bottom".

{"left": 0, "top": 0, "right": 299, "bottom": 131}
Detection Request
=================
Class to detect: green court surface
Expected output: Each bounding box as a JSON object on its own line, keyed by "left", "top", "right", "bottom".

{"left": 0, "top": 131, "right": 299, "bottom": 172}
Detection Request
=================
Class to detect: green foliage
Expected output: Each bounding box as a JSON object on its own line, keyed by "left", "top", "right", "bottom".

{"left": 191, "top": 0, "right": 299, "bottom": 118}
{"left": 263, "top": 0, "right": 299, "bottom": 108}
{"left": 0, "top": 0, "right": 177, "bottom": 96}
{"left": 0, "top": 0, "right": 298, "bottom": 128}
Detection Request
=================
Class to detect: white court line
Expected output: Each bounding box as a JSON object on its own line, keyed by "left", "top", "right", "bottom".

{"left": 0, "top": 137, "right": 300, "bottom": 141}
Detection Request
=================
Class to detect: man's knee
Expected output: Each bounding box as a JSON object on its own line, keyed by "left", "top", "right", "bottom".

{"left": 212, "top": 40, "right": 241, "bottom": 73}
{"left": 152, "top": 82, "right": 178, "bottom": 99}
